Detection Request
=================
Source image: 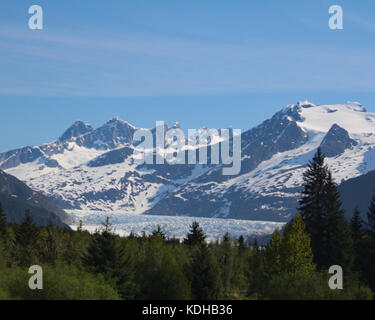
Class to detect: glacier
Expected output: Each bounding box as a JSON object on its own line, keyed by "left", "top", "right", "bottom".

{"left": 68, "top": 211, "right": 285, "bottom": 243}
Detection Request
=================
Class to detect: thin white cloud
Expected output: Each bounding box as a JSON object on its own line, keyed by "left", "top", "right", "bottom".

{"left": 1, "top": 24, "right": 375, "bottom": 97}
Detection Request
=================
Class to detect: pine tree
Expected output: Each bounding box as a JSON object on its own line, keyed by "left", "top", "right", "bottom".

{"left": 363, "top": 193, "right": 375, "bottom": 290}
{"left": 232, "top": 236, "right": 248, "bottom": 296}
{"left": 139, "top": 238, "right": 190, "bottom": 299}
{"left": 151, "top": 225, "right": 166, "bottom": 240}
{"left": 184, "top": 221, "right": 206, "bottom": 247}
{"left": 280, "top": 214, "right": 315, "bottom": 275}
{"left": 219, "top": 233, "right": 234, "bottom": 295}
{"left": 324, "top": 172, "right": 353, "bottom": 271}
{"left": 248, "top": 239, "right": 266, "bottom": 297}
{"left": 190, "top": 243, "right": 223, "bottom": 300}
{"left": 367, "top": 192, "right": 375, "bottom": 239}
{"left": 83, "top": 217, "right": 135, "bottom": 299}
{"left": 265, "top": 229, "right": 282, "bottom": 276}
{"left": 350, "top": 207, "right": 366, "bottom": 274}
{"left": 299, "top": 148, "right": 328, "bottom": 268}
{"left": 299, "top": 148, "right": 353, "bottom": 270}
{"left": 42, "top": 219, "right": 58, "bottom": 264}
{"left": 351, "top": 206, "right": 363, "bottom": 244}
{"left": 77, "top": 219, "right": 83, "bottom": 232}
{"left": 252, "top": 238, "right": 259, "bottom": 251}
{"left": 0, "top": 202, "right": 8, "bottom": 240}
{"left": 14, "top": 209, "right": 40, "bottom": 266}
{"left": 237, "top": 235, "right": 247, "bottom": 253}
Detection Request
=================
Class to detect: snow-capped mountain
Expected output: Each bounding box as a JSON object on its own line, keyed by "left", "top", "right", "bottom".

{"left": 2, "top": 101, "right": 375, "bottom": 222}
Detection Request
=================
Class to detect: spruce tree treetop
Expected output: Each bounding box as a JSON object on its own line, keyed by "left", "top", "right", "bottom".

{"left": 223, "top": 232, "right": 231, "bottom": 244}
{"left": 237, "top": 235, "right": 247, "bottom": 252}
{"left": 299, "top": 147, "right": 328, "bottom": 228}
{"left": 184, "top": 221, "right": 206, "bottom": 247}
{"left": 299, "top": 148, "right": 353, "bottom": 271}
{"left": 151, "top": 225, "right": 167, "bottom": 240}
{"left": 299, "top": 148, "right": 329, "bottom": 268}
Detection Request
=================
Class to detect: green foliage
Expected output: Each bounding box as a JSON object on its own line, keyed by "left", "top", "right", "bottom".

{"left": 137, "top": 237, "right": 190, "bottom": 300}
{"left": 264, "top": 271, "right": 372, "bottom": 300}
{"left": 62, "top": 228, "right": 90, "bottom": 266}
{"left": 219, "top": 234, "right": 235, "bottom": 294}
{"left": 190, "top": 243, "right": 223, "bottom": 300}
{"left": 0, "top": 262, "right": 120, "bottom": 300}
{"left": 265, "top": 215, "right": 315, "bottom": 278}
{"left": 40, "top": 221, "right": 59, "bottom": 264}
{"left": 82, "top": 217, "right": 135, "bottom": 299}
{"left": 191, "top": 244, "right": 222, "bottom": 300}
{"left": 14, "top": 210, "right": 40, "bottom": 267}
{"left": 265, "top": 229, "right": 282, "bottom": 275}
{"left": 280, "top": 214, "right": 315, "bottom": 275}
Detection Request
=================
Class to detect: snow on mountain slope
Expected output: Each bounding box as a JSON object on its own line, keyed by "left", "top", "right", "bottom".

{"left": 145, "top": 101, "right": 375, "bottom": 221}
{"left": 3, "top": 120, "right": 213, "bottom": 213}
{"left": 50, "top": 143, "right": 107, "bottom": 169}
{"left": 295, "top": 101, "right": 374, "bottom": 133}
{"left": 2, "top": 101, "right": 375, "bottom": 222}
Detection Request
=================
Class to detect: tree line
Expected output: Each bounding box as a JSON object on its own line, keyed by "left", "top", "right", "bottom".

{"left": 0, "top": 147, "right": 374, "bottom": 300}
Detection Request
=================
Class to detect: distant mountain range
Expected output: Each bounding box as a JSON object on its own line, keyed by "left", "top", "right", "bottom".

{"left": 1, "top": 101, "right": 375, "bottom": 223}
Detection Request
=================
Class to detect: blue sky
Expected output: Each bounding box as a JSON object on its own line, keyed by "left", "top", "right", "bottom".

{"left": 1, "top": 0, "right": 375, "bottom": 151}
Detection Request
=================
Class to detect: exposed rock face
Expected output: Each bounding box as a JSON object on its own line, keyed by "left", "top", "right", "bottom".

{"left": 88, "top": 147, "right": 134, "bottom": 167}
{"left": 60, "top": 120, "right": 94, "bottom": 141}
{"left": 74, "top": 118, "right": 136, "bottom": 150}
{"left": 320, "top": 124, "right": 357, "bottom": 157}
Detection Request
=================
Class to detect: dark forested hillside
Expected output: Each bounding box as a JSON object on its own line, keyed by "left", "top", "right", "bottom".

{"left": 339, "top": 169, "right": 375, "bottom": 220}
{"left": 0, "top": 170, "right": 71, "bottom": 227}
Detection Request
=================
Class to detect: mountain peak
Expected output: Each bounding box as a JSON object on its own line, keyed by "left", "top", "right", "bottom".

{"left": 60, "top": 120, "right": 93, "bottom": 141}
{"left": 107, "top": 116, "right": 121, "bottom": 123}
{"left": 105, "top": 116, "right": 136, "bottom": 129}
{"left": 281, "top": 100, "right": 316, "bottom": 115}
{"left": 297, "top": 100, "right": 316, "bottom": 108}
{"left": 291, "top": 100, "right": 375, "bottom": 134}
